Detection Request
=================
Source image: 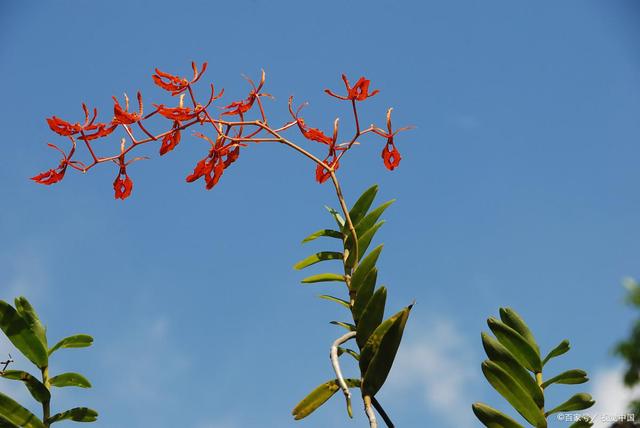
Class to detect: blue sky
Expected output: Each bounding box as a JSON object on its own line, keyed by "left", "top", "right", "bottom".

{"left": 1, "top": 1, "right": 639, "bottom": 427}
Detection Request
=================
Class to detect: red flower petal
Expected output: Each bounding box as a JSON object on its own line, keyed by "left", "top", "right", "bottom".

{"left": 381, "top": 143, "right": 401, "bottom": 171}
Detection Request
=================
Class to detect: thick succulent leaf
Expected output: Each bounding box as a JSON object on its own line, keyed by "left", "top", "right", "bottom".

{"left": 352, "top": 268, "right": 378, "bottom": 323}
{"left": 0, "top": 417, "right": 18, "bottom": 428}
{"left": 49, "top": 373, "right": 91, "bottom": 388}
{"left": 325, "top": 206, "right": 345, "bottom": 229}
{"left": 356, "top": 287, "right": 387, "bottom": 349}
{"left": 481, "top": 332, "right": 544, "bottom": 407}
{"left": 472, "top": 402, "right": 525, "bottom": 428}
{"left": 47, "top": 408, "right": 98, "bottom": 424}
{"left": 542, "top": 339, "right": 570, "bottom": 366}
{"left": 357, "top": 222, "right": 384, "bottom": 262}
{"left": 541, "top": 369, "right": 588, "bottom": 389}
{"left": 337, "top": 347, "right": 359, "bottom": 361}
{"left": 0, "top": 301, "right": 48, "bottom": 368}
{"left": 49, "top": 334, "right": 93, "bottom": 355}
{"left": 318, "top": 295, "right": 350, "bottom": 309}
{"left": 350, "top": 245, "right": 383, "bottom": 292}
{"left": 359, "top": 306, "right": 412, "bottom": 373}
{"left": 545, "top": 393, "right": 595, "bottom": 416}
{"left": 292, "top": 378, "right": 360, "bottom": 420}
{"left": 488, "top": 317, "right": 542, "bottom": 373}
{"left": 302, "top": 229, "right": 343, "bottom": 244}
{"left": 355, "top": 200, "right": 394, "bottom": 237}
{"left": 14, "top": 298, "right": 46, "bottom": 349}
{"left": 294, "top": 252, "right": 343, "bottom": 270}
{"left": 499, "top": 308, "right": 540, "bottom": 357}
{"left": 349, "top": 185, "right": 379, "bottom": 226}
{"left": 361, "top": 305, "right": 411, "bottom": 396}
{"left": 301, "top": 273, "right": 345, "bottom": 284}
{"left": 481, "top": 360, "right": 546, "bottom": 427}
{"left": 1, "top": 371, "right": 50, "bottom": 404}
{"left": 568, "top": 417, "right": 593, "bottom": 428}
{"left": 330, "top": 321, "right": 355, "bottom": 331}
{"left": 0, "top": 391, "right": 45, "bottom": 428}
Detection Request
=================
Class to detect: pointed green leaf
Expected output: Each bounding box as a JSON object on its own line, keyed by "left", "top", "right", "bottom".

{"left": 356, "top": 287, "right": 387, "bottom": 349}
{"left": 294, "top": 252, "right": 343, "bottom": 270}
{"left": 292, "top": 378, "right": 360, "bottom": 420}
{"left": 359, "top": 306, "right": 411, "bottom": 374}
{"left": 301, "top": 273, "right": 345, "bottom": 284}
{"left": 355, "top": 200, "right": 395, "bottom": 237}
{"left": 325, "top": 206, "right": 345, "bottom": 229}
{"left": 47, "top": 408, "right": 98, "bottom": 424}
{"left": 542, "top": 339, "right": 570, "bottom": 366}
{"left": 357, "top": 222, "right": 384, "bottom": 262}
{"left": 481, "top": 360, "right": 546, "bottom": 427}
{"left": 330, "top": 321, "right": 355, "bottom": 331}
{"left": 361, "top": 305, "right": 411, "bottom": 396}
{"left": 472, "top": 402, "right": 525, "bottom": 428}
{"left": 0, "top": 417, "right": 17, "bottom": 428}
{"left": 488, "top": 317, "right": 542, "bottom": 373}
{"left": 302, "top": 229, "right": 343, "bottom": 243}
{"left": 350, "top": 245, "right": 383, "bottom": 292}
{"left": 0, "top": 391, "right": 45, "bottom": 428}
{"left": 1, "top": 371, "right": 50, "bottom": 404}
{"left": 49, "top": 372, "right": 91, "bottom": 388}
{"left": 352, "top": 268, "right": 377, "bottom": 323}
{"left": 0, "top": 301, "right": 48, "bottom": 368}
{"left": 48, "top": 334, "right": 93, "bottom": 356}
{"left": 14, "top": 298, "right": 46, "bottom": 349}
{"left": 545, "top": 393, "right": 594, "bottom": 416}
{"left": 499, "top": 308, "right": 540, "bottom": 357}
{"left": 568, "top": 417, "right": 593, "bottom": 428}
{"left": 337, "top": 347, "right": 359, "bottom": 361}
{"left": 541, "top": 369, "right": 588, "bottom": 389}
{"left": 481, "top": 332, "right": 544, "bottom": 407}
{"left": 318, "top": 295, "right": 350, "bottom": 309}
{"left": 349, "top": 185, "right": 378, "bottom": 226}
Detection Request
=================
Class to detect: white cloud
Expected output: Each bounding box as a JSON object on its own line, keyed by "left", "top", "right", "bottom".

{"left": 387, "top": 317, "right": 478, "bottom": 428}
{"left": 583, "top": 366, "right": 640, "bottom": 428}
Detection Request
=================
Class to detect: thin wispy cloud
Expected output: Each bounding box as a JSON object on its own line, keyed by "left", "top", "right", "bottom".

{"left": 584, "top": 365, "right": 640, "bottom": 428}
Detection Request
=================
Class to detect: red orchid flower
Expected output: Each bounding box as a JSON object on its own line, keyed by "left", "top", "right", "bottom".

{"left": 159, "top": 121, "right": 182, "bottom": 156}
{"left": 152, "top": 62, "right": 208, "bottom": 96}
{"left": 186, "top": 133, "right": 243, "bottom": 189}
{"left": 78, "top": 123, "right": 117, "bottom": 142}
{"left": 288, "top": 97, "right": 333, "bottom": 145}
{"left": 325, "top": 74, "right": 380, "bottom": 101}
{"left": 155, "top": 84, "right": 223, "bottom": 121}
{"left": 112, "top": 92, "right": 144, "bottom": 125}
{"left": 46, "top": 103, "right": 98, "bottom": 136}
{"left": 31, "top": 143, "right": 70, "bottom": 185}
{"left": 222, "top": 70, "right": 269, "bottom": 116}
{"left": 113, "top": 166, "right": 133, "bottom": 200}
{"left": 372, "top": 108, "right": 412, "bottom": 171}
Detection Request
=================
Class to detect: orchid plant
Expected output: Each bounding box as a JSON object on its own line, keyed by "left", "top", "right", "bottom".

{"left": 31, "top": 62, "right": 413, "bottom": 427}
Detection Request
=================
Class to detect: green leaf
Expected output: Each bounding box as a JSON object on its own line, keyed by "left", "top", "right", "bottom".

{"left": 472, "top": 402, "right": 525, "bottom": 428}
{"left": 294, "top": 252, "right": 343, "bottom": 270}
{"left": 325, "top": 206, "right": 345, "bottom": 229}
{"left": 49, "top": 372, "right": 91, "bottom": 388}
{"left": 292, "top": 378, "right": 360, "bottom": 420}
{"left": 360, "top": 306, "right": 411, "bottom": 374}
{"left": 542, "top": 339, "right": 570, "bottom": 366}
{"left": 355, "top": 200, "right": 395, "bottom": 237}
{"left": 47, "top": 408, "right": 98, "bottom": 424}
{"left": 361, "top": 305, "right": 412, "bottom": 396}
{"left": 357, "top": 222, "right": 384, "bottom": 262}
{"left": 301, "top": 273, "right": 345, "bottom": 284}
{"left": 481, "top": 332, "right": 544, "bottom": 407}
{"left": 318, "top": 295, "right": 350, "bottom": 309}
{"left": 48, "top": 334, "right": 93, "bottom": 356}
{"left": 330, "top": 321, "right": 355, "bottom": 331}
{"left": 541, "top": 369, "right": 588, "bottom": 389}
{"left": 0, "top": 417, "right": 18, "bottom": 428}
{"left": 1, "top": 371, "right": 50, "bottom": 404}
{"left": 14, "top": 298, "right": 46, "bottom": 349}
{"left": 356, "top": 287, "right": 387, "bottom": 349}
{"left": 350, "top": 245, "right": 383, "bottom": 292}
{"left": 545, "top": 393, "right": 595, "bottom": 416}
{"left": 349, "top": 185, "right": 379, "bottom": 226}
{"left": 352, "top": 268, "right": 377, "bottom": 323}
{"left": 488, "top": 317, "right": 542, "bottom": 373}
{"left": 568, "top": 417, "right": 593, "bottom": 428}
{"left": 302, "top": 229, "right": 343, "bottom": 243}
{"left": 499, "top": 308, "right": 540, "bottom": 358}
{"left": 337, "top": 347, "right": 359, "bottom": 361}
{"left": 481, "top": 360, "right": 546, "bottom": 427}
{"left": 0, "top": 301, "right": 48, "bottom": 368}
{"left": 0, "top": 391, "right": 45, "bottom": 428}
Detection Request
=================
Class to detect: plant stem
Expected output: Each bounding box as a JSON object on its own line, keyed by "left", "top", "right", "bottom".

{"left": 331, "top": 331, "right": 357, "bottom": 416}
{"left": 536, "top": 371, "right": 547, "bottom": 428}
{"left": 41, "top": 366, "right": 50, "bottom": 427}
{"left": 364, "top": 395, "right": 378, "bottom": 428}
